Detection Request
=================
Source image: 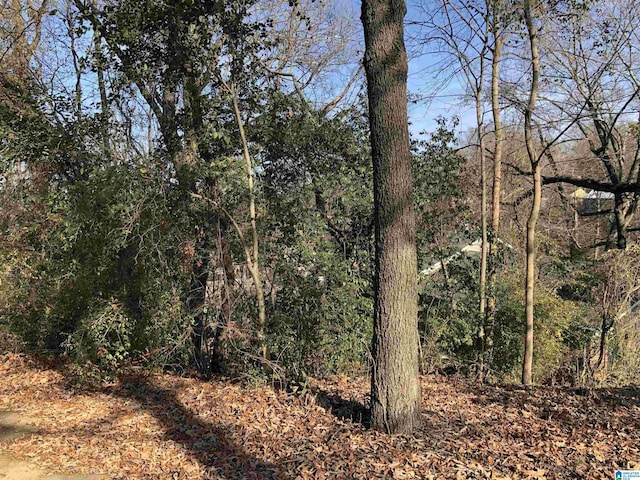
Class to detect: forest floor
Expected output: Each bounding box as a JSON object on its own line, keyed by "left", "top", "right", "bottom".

{"left": 0, "top": 353, "right": 639, "bottom": 479}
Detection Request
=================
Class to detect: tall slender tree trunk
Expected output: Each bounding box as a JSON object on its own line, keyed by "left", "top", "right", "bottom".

{"left": 181, "top": 76, "right": 218, "bottom": 379}
{"left": 92, "top": 0, "right": 110, "bottom": 154}
{"left": 231, "top": 86, "right": 268, "bottom": 359}
{"left": 523, "top": 164, "right": 541, "bottom": 385}
{"left": 362, "top": 0, "right": 421, "bottom": 434}
{"left": 522, "top": 0, "right": 540, "bottom": 386}
{"left": 209, "top": 217, "right": 235, "bottom": 374}
{"left": 189, "top": 224, "right": 213, "bottom": 378}
{"left": 67, "top": 6, "right": 82, "bottom": 121}
{"left": 486, "top": 31, "right": 503, "bottom": 373}
{"left": 476, "top": 56, "right": 488, "bottom": 375}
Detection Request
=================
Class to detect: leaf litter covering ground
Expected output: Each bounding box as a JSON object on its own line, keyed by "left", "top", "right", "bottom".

{"left": 1, "top": 354, "right": 639, "bottom": 479}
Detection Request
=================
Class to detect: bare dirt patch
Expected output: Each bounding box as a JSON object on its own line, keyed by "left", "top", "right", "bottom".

{"left": 0, "top": 410, "right": 104, "bottom": 480}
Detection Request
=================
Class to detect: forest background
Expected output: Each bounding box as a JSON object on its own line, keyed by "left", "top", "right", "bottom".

{"left": 2, "top": 0, "right": 640, "bottom": 396}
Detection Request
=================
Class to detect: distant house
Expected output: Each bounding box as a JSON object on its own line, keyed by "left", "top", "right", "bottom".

{"left": 419, "top": 240, "right": 482, "bottom": 277}
{"left": 571, "top": 188, "right": 614, "bottom": 215}
{"left": 419, "top": 238, "right": 513, "bottom": 278}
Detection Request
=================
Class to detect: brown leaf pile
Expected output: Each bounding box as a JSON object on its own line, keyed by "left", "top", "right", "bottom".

{"left": 1, "top": 353, "right": 638, "bottom": 479}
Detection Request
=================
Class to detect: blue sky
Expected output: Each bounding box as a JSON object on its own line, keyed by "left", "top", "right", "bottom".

{"left": 404, "top": 0, "right": 477, "bottom": 138}
{"left": 345, "top": 0, "right": 476, "bottom": 137}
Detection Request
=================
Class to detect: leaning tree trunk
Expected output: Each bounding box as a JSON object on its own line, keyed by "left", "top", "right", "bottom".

{"left": 231, "top": 85, "right": 268, "bottom": 359}
{"left": 522, "top": 0, "right": 540, "bottom": 386}
{"left": 362, "top": 0, "right": 421, "bottom": 434}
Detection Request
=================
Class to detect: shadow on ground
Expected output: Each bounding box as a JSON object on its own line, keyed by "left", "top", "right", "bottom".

{"left": 108, "top": 375, "right": 282, "bottom": 480}
{"left": 457, "top": 380, "right": 640, "bottom": 430}
{"left": 309, "top": 386, "right": 370, "bottom": 427}
{"left": 0, "top": 411, "right": 37, "bottom": 442}
{"left": 1, "top": 411, "right": 106, "bottom": 479}
{"left": 598, "top": 386, "right": 640, "bottom": 407}
{"left": 5, "top": 352, "right": 287, "bottom": 479}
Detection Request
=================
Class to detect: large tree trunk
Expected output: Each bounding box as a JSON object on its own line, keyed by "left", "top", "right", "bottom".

{"left": 362, "top": 0, "right": 421, "bottom": 434}
{"left": 522, "top": 0, "right": 540, "bottom": 386}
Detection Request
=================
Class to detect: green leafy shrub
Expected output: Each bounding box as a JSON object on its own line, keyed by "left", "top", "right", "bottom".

{"left": 62, "top": 299, "right": 132, "bottom": 372}
{"left": 266, "top": 242, "right": 373, "bottom": 381}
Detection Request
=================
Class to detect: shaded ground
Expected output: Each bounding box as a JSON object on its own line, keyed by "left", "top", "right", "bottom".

{"left": 1, "top": 353, "right": 639, "bottom": 479}
{"left": 1, "top": 411, "right": 35, "bottom": 442}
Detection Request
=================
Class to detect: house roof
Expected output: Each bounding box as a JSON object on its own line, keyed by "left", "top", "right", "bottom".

{"left": 584, "top": 190, "right": 615, "bottom": 200}
{"left": 571, "top": 187, "right": 588, "bottom": 199}
{"left": 419, "top": 238, "right": 514, "bottom": 277}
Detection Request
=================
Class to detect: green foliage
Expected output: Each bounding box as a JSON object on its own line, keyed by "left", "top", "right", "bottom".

{"left": 421, "top": 256, "right": 594, "bottom": 383}
{"left": 266, "top": 238, "right": 372, "bottom": 380}
{"left": 412, "top": 116, "right": 468, "bottom": 269}
{"left": 62, "top": 299, "right": 133, "bottom": 372}
{"left": 2, "top": 47, "right": 380, "bottom": 383}
{"left": 420, "top": 254, "right": 482, "bottom": 372}
{"left": 609, "top": 319, "right": 640, "bottom": 386}
{"left": 1, "top": 74, "right": 194, "bottom": 370}
{"left": 254, "top": 99, "right": 374, "bottom": 380}
{"left": 8, "top": 0, "right": 622, "bottom": 391}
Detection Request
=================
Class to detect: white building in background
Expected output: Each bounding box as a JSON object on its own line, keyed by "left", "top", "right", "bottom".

{"left": 419, "top": 238, "right": 513, "bottom": 278}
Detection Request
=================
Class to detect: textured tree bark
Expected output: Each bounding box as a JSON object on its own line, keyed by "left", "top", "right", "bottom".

{"left": 362, "top": 0, "right": 421, "bottom": 434}
{"left": 489, "top": 33, "right": 503, "bottom": 244}
{"left": 522, "top": 0, "right": 540, "bottom": 386}
{"left": 523, "top": 164, "right": 541, "bottom": 385}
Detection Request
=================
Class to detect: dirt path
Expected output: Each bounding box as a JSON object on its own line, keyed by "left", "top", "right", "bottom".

{"left": 0, "top": 452, "right": 54, "bottom": 480}
{"left": 0, "top": 453, "right": 104, "bottom": 480}
{"left": 0, "top": 412, "right": 104, "bottom": 480}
